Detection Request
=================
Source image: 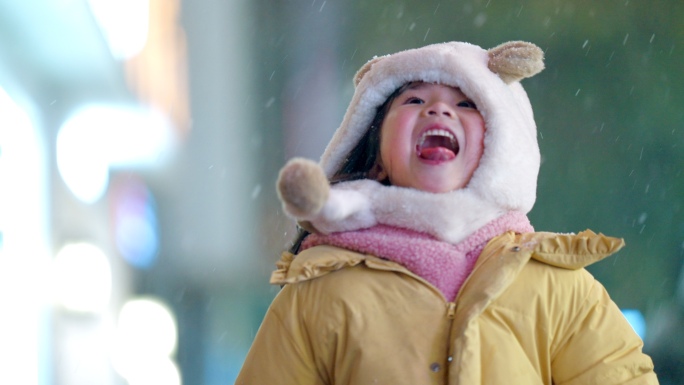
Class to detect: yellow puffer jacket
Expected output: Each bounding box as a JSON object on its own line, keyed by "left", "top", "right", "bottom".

{"left": 236, "top": 230, "right": 658, "bottom": 384}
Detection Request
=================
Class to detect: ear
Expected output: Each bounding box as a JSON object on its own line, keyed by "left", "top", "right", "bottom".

{"left": 488, "top": 41, "right": 545, "bottom": 84}
{"left": 354, "top": 56, "right": 386, "bottom": 86}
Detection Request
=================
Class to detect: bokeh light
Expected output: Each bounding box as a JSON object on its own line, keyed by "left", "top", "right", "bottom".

{"left": 56, "top": 104, "right": 176, "bottom": 204}
{"left": 622, "top": 309, "right": 647, "bottom": 340}
{"left": 52, "top": 242, "right": 112, "bottom": 314}
{"left": 111, "top": 176, "right": 159, "bottom": 269}
{"left": 0, "top": 85, "right": 47, "bottom": 385}
{"left": 55, "top": 121, "right": 109, "bottom": 204}
{"left": 111, "top": 297, "right": 180, "bottom": 385}
{"left": 87, "top": 0, "right": 150, "bottom": 60}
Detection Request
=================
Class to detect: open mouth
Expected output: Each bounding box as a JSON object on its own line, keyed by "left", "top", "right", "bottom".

{"left": 416, "top": 128, "right": 459, "bottom": 161}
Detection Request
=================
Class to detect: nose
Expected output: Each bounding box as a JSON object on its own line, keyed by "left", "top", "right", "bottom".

{"left": 426, "top": 102, "right": 453, "bottom": 118}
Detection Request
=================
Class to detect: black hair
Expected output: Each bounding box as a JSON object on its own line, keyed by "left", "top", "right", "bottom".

{"left": 287, "top": 83, "right": 412, "bottom": 254}
{"left": 328, "top": 84, "right": 413, "bottom": 185}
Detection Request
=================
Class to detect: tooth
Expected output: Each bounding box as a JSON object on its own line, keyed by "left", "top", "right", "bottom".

{"left": 422, "top": 129, "right": 454, "bottom": 140}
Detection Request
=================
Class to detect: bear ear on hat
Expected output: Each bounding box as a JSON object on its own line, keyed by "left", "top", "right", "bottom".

{"left": 354, "top": 55, "right": 386, "bottom": 86}
{"left": 488, "top": 41, "right": 545, "bottom": 84}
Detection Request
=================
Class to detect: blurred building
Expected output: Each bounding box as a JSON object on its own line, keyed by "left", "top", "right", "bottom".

{"left": 0, "top": 1, "right": 270, "bottom": 384}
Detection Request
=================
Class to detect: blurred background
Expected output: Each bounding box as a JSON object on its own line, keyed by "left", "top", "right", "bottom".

{"left": 0, "top": 0, "right": 682, "bottom": 384}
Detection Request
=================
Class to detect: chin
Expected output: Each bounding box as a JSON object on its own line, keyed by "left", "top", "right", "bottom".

{"left": 419, "top": 172, "right": 469, "bottom": 193}
{"left": 415, "top": 181, "right": 464, "bottom": 194}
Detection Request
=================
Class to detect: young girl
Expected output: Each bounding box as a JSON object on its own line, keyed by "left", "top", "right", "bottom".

{"left": 236, "top": 41, "right": 658, "bottom": 384}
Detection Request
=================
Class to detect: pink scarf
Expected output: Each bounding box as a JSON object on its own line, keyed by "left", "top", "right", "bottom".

{"left": 300, "top": 211, "right": 534, "bottom": 301}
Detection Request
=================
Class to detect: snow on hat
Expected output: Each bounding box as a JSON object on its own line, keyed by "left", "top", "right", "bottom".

{"left": 277, "top": 41, "right": 545, "bottom": 244}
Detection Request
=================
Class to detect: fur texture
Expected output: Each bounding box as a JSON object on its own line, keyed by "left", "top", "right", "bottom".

{"left": 487, "top": 41, "right": 545, "bottom": 84}
{"left": 277, "top": 158, "right": 329, "bottom": 218}
{"left": 277, "top": 41, "right": 545, "bottom": 244}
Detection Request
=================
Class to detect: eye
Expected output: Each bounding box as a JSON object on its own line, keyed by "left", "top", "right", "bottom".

{"left": 457, "top": 100, "right": 477, "bottom": 109}
{"left": 404, "top": 96, "right": 424, "bottom": 105}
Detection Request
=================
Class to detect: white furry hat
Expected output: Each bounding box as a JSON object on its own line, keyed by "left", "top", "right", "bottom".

{"left": 277, "top": 41, "right": 545, "bottom": 244}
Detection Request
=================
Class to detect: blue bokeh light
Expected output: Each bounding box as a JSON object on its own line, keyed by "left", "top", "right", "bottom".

{"left": 621, "top": 309, "right": 646, "bottom": 340}
{"left": 112, "top": 176, "right": 159, "bottom": 269}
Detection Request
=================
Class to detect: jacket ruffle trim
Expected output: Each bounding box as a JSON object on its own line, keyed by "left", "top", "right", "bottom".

{"left": 270, "top": 246, "right": 389, "bottom": 285}
{"left": 529, "top": 230, "right": 625, "bottom": 270}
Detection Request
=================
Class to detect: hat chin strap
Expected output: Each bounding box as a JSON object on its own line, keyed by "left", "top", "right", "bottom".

{"left": 317, "top": 179, "right": 507, "bottom": 244}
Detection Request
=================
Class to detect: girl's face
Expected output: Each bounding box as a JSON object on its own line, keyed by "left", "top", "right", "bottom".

{"left": 377, "top": 82, "right": 485, "bottom": 193}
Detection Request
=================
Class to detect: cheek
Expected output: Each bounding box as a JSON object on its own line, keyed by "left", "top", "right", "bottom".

{"left": 379, "top": 119, "right": 398, "bottom": 152}
{"left": 466, "top": 120, "right": 486, "bottom": 160}
{"left": 471, "top": 118, "right": 486, "bottom": 147}
{"left": 377, "top": 125, "right": 393, "bottom": 168}
{"left": 475, "top": 129, "right": 486, "bottom": 153}
{"left": 379, "top": 132, "right": 398, "bottom": 168}
{"left": 378, "top": 110, "right": 416, "bottom": 164}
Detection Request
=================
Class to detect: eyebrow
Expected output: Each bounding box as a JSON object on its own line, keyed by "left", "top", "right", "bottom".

{"left": 405, "top": 81, "right": 427, "bottom": 90}
{"left": 402, "top": 82, "right": 467, "bottom": 98}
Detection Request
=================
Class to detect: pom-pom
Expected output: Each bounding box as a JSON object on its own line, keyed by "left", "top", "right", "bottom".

{"left": 276, "top": 158, "right": 330, "bottom": 218}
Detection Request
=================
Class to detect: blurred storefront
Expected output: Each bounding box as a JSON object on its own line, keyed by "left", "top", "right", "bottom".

{"left": 0, "top": 0, "right": 269, "bottom": 384}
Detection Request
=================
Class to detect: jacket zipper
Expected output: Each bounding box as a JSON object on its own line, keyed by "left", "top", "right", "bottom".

{"left": 447, "top": 302, "right": 456, "bottom": 319}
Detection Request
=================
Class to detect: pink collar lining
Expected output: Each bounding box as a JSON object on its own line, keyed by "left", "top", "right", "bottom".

{"left": 300, "top": 211, "right": 534, "bottom": 301}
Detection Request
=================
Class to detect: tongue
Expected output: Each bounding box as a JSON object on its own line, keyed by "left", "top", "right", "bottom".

{"left": 419, "top": 146, "right": 456, "bottom": 161}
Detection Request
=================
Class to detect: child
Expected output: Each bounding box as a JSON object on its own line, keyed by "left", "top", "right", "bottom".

{"left": 236, "top": 41, "right": 658, "bottom": 384}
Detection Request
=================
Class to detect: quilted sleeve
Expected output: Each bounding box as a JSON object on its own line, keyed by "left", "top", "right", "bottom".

{"left": 551, "top": 271, "right": 659, "bottom": 385}
{"left": 234, "top": 284, "right": 326, "bottom": 385}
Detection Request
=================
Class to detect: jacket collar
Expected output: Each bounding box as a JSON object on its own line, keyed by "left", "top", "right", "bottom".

{"left": 271, "top": 230, "right": 624, "bottom": 286}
